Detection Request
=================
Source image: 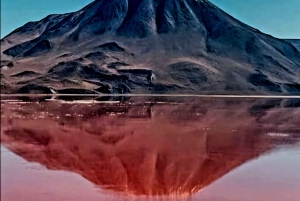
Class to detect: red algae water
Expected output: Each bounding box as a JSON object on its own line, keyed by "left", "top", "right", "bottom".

{"left": 1, "top": 96, "right": 300, "bottom": 201}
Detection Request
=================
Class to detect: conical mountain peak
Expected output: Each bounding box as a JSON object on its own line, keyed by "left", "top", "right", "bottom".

{"left": 1, "top": 0, "right": 299, "bottom": 95}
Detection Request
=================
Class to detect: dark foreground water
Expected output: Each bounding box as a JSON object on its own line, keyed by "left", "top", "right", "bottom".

{"left": 1, "top": 96, "right": 300, "bottom": 201}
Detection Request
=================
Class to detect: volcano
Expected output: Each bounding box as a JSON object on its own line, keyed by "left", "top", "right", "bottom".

{"left": 1, "top": 0, "right": 300, "bottom": 94}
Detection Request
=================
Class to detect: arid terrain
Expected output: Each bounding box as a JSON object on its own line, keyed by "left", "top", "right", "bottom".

{"left": 1, "top": 0, "right": 300, "bottom": 95}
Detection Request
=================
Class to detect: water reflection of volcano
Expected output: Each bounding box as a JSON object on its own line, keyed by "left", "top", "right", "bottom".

{"left": 1, "top": 97, "right": 300, "bottom": 196}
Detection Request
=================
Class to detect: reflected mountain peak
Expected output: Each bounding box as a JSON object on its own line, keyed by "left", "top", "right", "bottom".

{"left": 1, "top": 97, "right": 300, "bottom": 197}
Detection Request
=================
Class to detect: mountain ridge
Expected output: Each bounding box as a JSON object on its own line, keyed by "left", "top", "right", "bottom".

{"left": 286, "top": 39, "right": 300, "bottom": 52}
{"left": 1, "top": 0, "right": 300, "bottom": 94}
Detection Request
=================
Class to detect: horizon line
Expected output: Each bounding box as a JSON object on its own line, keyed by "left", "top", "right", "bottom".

{"left": 1, "top": 94, "right": 300, "bottom": 99}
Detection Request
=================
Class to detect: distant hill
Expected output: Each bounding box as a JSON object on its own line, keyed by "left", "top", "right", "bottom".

{"left": 286, "top": 39, "right": 300, "bottom": 52}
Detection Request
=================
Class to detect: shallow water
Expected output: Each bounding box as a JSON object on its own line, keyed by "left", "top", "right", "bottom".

{"left": 1, "top": 96, "right": 300, "bottom": 201}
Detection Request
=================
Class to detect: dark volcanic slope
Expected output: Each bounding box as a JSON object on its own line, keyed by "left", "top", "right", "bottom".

{"left": 1, "top": 0, "right": 300, "bottom": 94}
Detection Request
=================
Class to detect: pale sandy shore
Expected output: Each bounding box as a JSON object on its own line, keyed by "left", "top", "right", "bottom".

{"left": 2, "top": 94, "right": 300, "bottom": 99}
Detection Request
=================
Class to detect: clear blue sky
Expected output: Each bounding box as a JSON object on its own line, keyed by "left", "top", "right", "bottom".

{"left": 1, "top": 0, "right": 300, "bottom": 39}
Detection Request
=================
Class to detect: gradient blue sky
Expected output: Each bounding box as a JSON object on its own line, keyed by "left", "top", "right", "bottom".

{"left": 1, "top": 0, "right": 300, "bottom": 39}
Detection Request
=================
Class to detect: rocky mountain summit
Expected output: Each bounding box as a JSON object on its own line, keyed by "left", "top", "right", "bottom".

{"left": 1, "top": 0, "right": 300, "bottom": 94}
